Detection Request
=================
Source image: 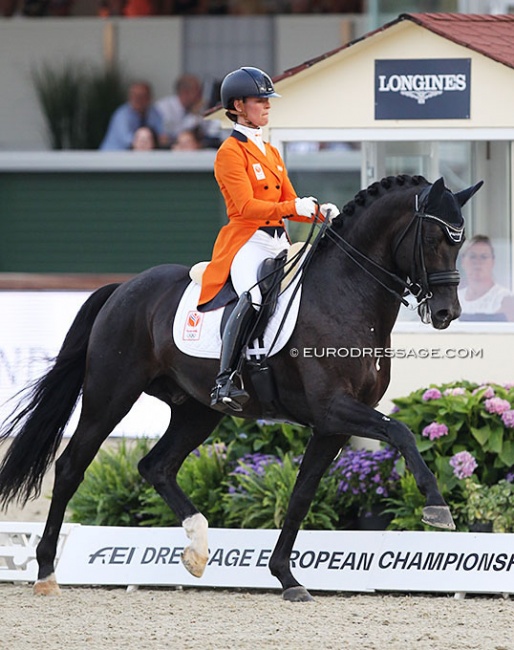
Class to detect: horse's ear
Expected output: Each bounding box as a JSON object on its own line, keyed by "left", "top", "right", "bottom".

{"left": 422, "top": 177, "right": 446, "bottom": 211}
{"left": 455, "top": 180, "right": 484, "bottom": 207}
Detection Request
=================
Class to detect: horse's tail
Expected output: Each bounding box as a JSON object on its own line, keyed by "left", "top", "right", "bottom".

{"left": 0, "top": 282, "right": 121, "bottom": 508}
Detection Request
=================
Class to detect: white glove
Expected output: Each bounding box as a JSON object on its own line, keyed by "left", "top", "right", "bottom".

{"left": 320, "top": 203, "right": 339, "bottom": 221}
{"left": 295, "top": 196, "right": 318, "bottom": 218}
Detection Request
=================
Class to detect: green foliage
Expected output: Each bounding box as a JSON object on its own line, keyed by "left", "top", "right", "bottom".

{"left": 141, "top": 443, "right": 230, "bottom": 528}
{"left": 463, "top": 479, "right": 514, "bottom": 533}
{"left": 385, "top": 473, "right": 429, "bottom": 531}
{"left": 68, "top": 439, "right": 231, "bottom": 527}
{"left": 209, "top": 417, "right": 311, "bottom": 459}
{"left": 82, "top": 66, "right": 128, "bottom": 149}
{"left": 388, "top": 380, "right": 514, "bottom": 531}
{"left": 32, "top": 61, "right": 126, "bottom": 149}
{"left": 223, "top": 452, "right": 340, "bottom": 530}
{"left": 68, "top": 438, "right": 151, "bottom": 526}
{"left": 391, "top": 380, "right": 514, "bottom": 486}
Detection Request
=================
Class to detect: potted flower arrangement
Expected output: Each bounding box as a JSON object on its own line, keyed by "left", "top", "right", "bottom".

{"left": 388, "top": 380, "right": 514, "bottom": 530}
{"left": 329, "top": 446, "right": 401, "bottom": 529}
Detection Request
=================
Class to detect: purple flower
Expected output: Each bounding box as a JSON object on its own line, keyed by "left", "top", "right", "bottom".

{"left": 501, "top": 409, "right": 514, "bottom": 429}
{"left": 232, "top": 453, "right": 279, "bottom": 478}
{"left": 484, "top": 397, "right": 511, "bottom": 415}
{"left": 330, "top": 446, "right": 400, "bottom": 510}
{"left": 449, "top": 451, "right": 478, "bottom": 480}
{"left": 422, "top": 421, "right": 449, "bottom": 441}
{"left": 422, "top": 388, "right": 442, "bottom": 401}
{"left": 506, "top": 472, "right": 514, "bottom": 483}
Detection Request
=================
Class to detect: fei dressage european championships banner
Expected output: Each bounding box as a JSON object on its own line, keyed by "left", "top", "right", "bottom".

{"left": 1, "top": 524, "right": 513, "bottom": 594}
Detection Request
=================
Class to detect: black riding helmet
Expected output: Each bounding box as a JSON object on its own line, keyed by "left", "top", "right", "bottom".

{"left": 221, "top": 67, "right": 280, "bottom": 112}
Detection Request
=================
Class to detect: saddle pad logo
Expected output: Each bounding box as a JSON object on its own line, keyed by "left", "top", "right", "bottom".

{"left": 253, "top": 163, "right": 265, "bottom": 180}
{"left": 183, "top": 310, "right": 203, "bottom": 340}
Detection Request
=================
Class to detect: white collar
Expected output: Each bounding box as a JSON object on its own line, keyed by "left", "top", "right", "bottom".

{"left": 234, "top": 123, "right": 266, "bottom": 155}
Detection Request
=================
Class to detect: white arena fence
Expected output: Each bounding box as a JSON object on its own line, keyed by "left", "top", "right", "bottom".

{"left": 0, "top": 291, "right": 170, "bottom": 438}
{"left": 0, "top": 523, "right": 512, "bottom": 595}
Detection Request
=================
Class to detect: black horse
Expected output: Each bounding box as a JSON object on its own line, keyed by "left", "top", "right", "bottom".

{"left": 0, "top": 174, "right": 482, "bottom": 601}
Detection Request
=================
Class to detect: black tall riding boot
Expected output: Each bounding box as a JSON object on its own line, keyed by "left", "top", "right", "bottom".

{"left": 210, "top": 291, "right": 257, "bottom": 412}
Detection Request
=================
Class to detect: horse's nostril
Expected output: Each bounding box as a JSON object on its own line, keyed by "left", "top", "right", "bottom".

{"left": 433, "top": 308, "right": 456, "bottom": 329}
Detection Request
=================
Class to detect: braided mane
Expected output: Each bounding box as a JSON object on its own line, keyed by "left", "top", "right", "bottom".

{"left": 330, "top": 174, "right": 429, "bottom": 231}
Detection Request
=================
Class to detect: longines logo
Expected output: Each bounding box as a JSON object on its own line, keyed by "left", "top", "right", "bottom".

{"left": 375, "top": 59, "right": 471, "bottom": 120}
{"left": 377, "top": 73, "right": 467, "bottom": 105}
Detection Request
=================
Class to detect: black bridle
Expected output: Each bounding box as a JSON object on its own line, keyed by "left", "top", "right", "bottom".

{"left": 323, "top": 191, "right": 464, "bottom": 320}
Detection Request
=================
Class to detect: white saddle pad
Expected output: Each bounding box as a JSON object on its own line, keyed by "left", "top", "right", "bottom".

{"left": 173, "top": 279, "right": 302, "bottom": 360}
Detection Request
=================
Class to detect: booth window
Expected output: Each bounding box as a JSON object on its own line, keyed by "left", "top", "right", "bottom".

{"left": 284, "top": 138, "right": 513, "bottom": 324}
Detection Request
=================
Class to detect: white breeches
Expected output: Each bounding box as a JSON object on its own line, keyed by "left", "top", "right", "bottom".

{"left": 230, "top": 229, "right": 289, "bottom": 307}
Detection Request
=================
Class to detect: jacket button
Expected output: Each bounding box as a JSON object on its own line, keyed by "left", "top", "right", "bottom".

{"left": 279, "top": 220, "right": 283, "bottom": 224}
{"left": 276, "top": 185, "right": 280, "bottom": 189}
{"left": 264, "top": 185, "right": 269, "bottom": 190}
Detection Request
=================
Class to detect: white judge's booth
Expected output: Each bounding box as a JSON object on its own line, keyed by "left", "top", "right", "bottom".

{"left": 238, "top": 12, "right": 514, "bottom": 409}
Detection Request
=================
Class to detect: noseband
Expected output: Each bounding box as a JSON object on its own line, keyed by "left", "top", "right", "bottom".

{"left": 324, "top": 188, "right": 464, "bottom": 319}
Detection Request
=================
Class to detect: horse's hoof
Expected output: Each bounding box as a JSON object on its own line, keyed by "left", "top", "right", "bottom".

{"left": 181, "top": 546, "right": 208, "bottom": 578}
{"left": 282, "top": 586, "right": 314, "bottom": 602}
{"left": 422, "top": 505, "right": 456, "bottom": 530}
{"left": 33, "top": 576, "right": 61, "bottom": 596}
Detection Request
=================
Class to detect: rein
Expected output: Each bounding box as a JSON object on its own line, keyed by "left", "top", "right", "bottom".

{"left": 246, "top": 207, "right": 331, "bottom": 360}
{"left": 324, "top": 191, "right": 464, "bottom": 314}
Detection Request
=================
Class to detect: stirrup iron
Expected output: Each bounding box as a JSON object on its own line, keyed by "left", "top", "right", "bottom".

{"left": 210, "top": 370, "right": 249, "bottom": 412}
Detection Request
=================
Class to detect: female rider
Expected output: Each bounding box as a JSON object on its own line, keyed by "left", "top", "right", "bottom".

{"left": 198, "top": 66, "right": 338, "bottom": 411}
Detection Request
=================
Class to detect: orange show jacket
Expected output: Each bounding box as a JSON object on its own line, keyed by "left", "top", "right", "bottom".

{"left": 197, "top": 130, "right": 312, "bottom": 310}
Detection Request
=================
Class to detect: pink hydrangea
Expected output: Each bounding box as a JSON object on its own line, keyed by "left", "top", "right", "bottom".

{"left": 443, "top": 387, "right": 466, "bottom": 397}
{"left": 422, "top": 388, "right": 442, "bottom": 401}
{"left": 501, "top": 409, "right": 514, "bottom": 429}
{"left": 472, "top": 385, "right": 495, "bottom": 398}
{"left": 449, "top": 451, "right": 478, "bottom": 480}
{"left": 484, "top": 397, "right": 511, "bottom": 415}
{"left": 422, "top": 421, "right": 449, "bottom": 441}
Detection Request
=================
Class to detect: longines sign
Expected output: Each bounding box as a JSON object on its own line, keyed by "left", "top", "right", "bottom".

{"left": 375, "top": 59, "right": 471, "bottom": 120}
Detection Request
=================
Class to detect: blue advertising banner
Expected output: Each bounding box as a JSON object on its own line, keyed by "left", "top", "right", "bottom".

{"left": 375, "top": 59, "right": 471, "bottom": 120}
